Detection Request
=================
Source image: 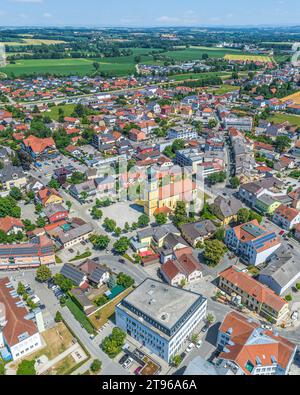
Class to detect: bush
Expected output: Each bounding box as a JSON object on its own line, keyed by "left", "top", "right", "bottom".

{"left": 285, "top": 294, "right": 293, "bottom": 302}
{"left": 90, "top": 359, "right": 102, "bottom": 373}
{"left": 17, "top": 360, "right": 36, "bottom": 376}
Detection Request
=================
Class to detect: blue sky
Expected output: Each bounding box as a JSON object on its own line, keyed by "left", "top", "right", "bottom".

{"left": 0, "top": 0, "right": 299, "bottom": 27}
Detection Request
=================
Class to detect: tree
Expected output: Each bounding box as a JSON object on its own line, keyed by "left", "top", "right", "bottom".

{"left": 66, "top": 201, "right": 72, "bottom": 210}
{"left": 35, "top": 203, "right": 43, "bottom": 214}
{"left": 275, "top": 136, "right": 291, "bottom": 153}
{"left": 117, "top": 272, "right": 134, "bottom": 289}
{"left": 0, "top": 196, "right": 21, "bottom": 218}
{"left": 93, "top": 62, "right": 100, "bottom": 71}
{"left": 173, "top": 201, "right": 189, "bottom": 226}
{"left": 191, "top": 334, "right": 199, "bottom": 344}
{"left": 249, "top": 210, "right": 263, "bottom": 224}
{"left": 203, "top": 240, "right": 227, "bottom": 267}
{"left": 36, "top": 265, "right": 52, "bottom": 283}
{"left": 48, "top": 178, "right": 60, "bottom": 190}
{"left": 206, "top": 313, "right": 215, "bottom": 326}
{"left": 114, "top": 227, "right": 122, "bottom": 237}
{"left": 17, "top": 360, "right": 36, "bottom": 376}
{"left": 91, "top": 206, "right": 103, "bottom": 220}
{"left": 237, "top": 208, "right": 250, "bottom": 224}
{"left": 155, "top": 212, "right": 167, "bottom": 226}
{"left": 9, "top": 187, "right": 22, "bottom": 201}
{"left": 17, "top": 282, "right": 26, "bottom": 296}
{"left": 230, "top": 176, "right": 240, "bottom": 189}
{"left": 214, "top": 227, "right": 225, "bottom": 242}
{"left": 103, "top": 218, "right": 117, "bottom": 233}
{"left": 101, "top": 328, "right": 126, "bottom": 359}
{"left": 124, "top": 222, "right": 130, "bottom": 233}
{"left": 0, "top": 361, "right": 5, "bottom": 375}
{"left": 113, "top": 237, "right": 130, "bottom": 255}
{"left": 208, "top": 119, "right": 217, "bottom": 129}
{"left": 90, "top": 359, "right": 102, "bottom": 373}
{"left": 296, "top": 283, "right": 300, "bottom": 292}
{"left": 54, "top": 311, "right": 63, "bottom": 323}
{"left": 207, "top": 171, "right": 226, "bottom": 185}
{"left": 171, "top": 355, "right": 182, "bottom": 368}
{"left": 36, "top": 217, "right": 46, "bottom": 228}
{"left": 53, "top": 274, "right": 73, "bottom": 292}
{"left": 138, "top": 214, "right": 150, "bottom": 228}
{"left": 285, "top": 294, "right": 292, "bottom": 302}
{"left": 90, "top": 234, "right": 110, "bottom": 250}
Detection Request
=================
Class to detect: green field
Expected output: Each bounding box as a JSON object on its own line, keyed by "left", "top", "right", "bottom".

{"left": 207, "top": 84, "right": 241, "bottom": 95}
{"left": 0, "top": 48, "right": 158, "bottom": 77}
{"left": 171, "top": 71, "right": 231, "bottom": 81}
{"left": 48, "top": 104, "right": 79, "bottom": 120}
{"left": 159, "top": 46, "right": 245, "bottom": 61}
{"left": 268, "top": 113, "right": 300, "bottom": 127}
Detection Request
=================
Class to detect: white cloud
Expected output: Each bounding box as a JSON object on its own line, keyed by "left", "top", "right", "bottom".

{"left": 43, "top": 12, "right": 52, "bottom": 18}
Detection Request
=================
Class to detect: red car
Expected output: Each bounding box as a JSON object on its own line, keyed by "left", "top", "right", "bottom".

{"left": 279, "top": 230, "right": 285, "bottom": 236}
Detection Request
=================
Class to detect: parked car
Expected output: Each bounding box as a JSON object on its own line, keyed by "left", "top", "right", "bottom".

{"left": 196, "top": 340, "right": 203, "bottom": 349}
{"left": 119, "top": 354, "right": 129, "bottom": 365}
{"left": 68, "top": 249, "right": 75, "bottom": 254}
{"left": 201, "top": 325, "right": 209, "bottom": 333}
{"left": 122, "top": 357, "right": 133, "bottom": 370}
{"left": 186, "top": 343, "right": 195, "bottom": 353}
{"left": 119, "top": 259, "right": 126, "bottom": 264}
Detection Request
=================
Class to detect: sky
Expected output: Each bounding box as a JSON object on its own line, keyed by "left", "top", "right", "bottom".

{"left": 0, "top": 0, "right": 299, "bottom": 27}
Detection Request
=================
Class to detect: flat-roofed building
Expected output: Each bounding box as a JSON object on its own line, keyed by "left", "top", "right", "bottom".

{"left": 116, "top": 279, "right": 207, "bottom": 362}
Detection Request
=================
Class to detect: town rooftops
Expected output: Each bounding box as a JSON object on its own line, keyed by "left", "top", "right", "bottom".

{"left": 0, "top": 217, "right": 24, "bottom": 233}
{"left": 60, "top": 263, "right": 86, "bottom": 286}
{"left": 43, "top": 204, "right": 68, "bottom": 218}
{"left": 219, "top": 266, "right": 287, "bottom": 313}
{"left": 0, "top": 277, "right": 38, "bottom": 347}
{"left": 0, "top": 235, "right": 54, "bottom": 258}
{"left": 219, "top": 311, "right": 296, "bottom": 375}
{"left": 56, "top": 223, "right": 93, "bottom": 245}
{"left": 181, "top": 220, "right": 217, "bottom": 241}
{"left": 274, "top": 204, "right": 300, "bottom": 222}
{"left": 23, "top": 135, "right": 56, "bottom": 154}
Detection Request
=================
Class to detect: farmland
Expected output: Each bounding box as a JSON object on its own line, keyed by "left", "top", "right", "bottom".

{"left": 280, "top": 90, "right": 300, "bottom": 105}
{"left": 159, "top": 46, "right": 245, "bottom": 61}
{"left": 224, "top": 54, "right": 273, "bottom": 63}
{"left": 170, "top": 71, "right": 232, "bottom": 81}
{"left": 268, "top": 113, "right": 300, "bottom": 128}
{"left": 1, "top": 38, "right": 67, "bottom": 46}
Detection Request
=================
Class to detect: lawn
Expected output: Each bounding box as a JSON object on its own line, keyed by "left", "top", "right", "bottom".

{"left": 89, "top": 286, "right": 133, "bottom": 329}
{"left": 69, "top": 250, "right": 92, "bottom": 262}
{"left": 224, "top": 54, "right": 273, "bottom": 63}
{"left": 207, "top": 84, "right": 240, "bottom": 95}
{"left": 268, "top": 113, "right": 300, "bottom": 127}
{"left": 66, "top": 298, "right": 96, "bottom": 335}
{"left": 48, "top": 104, "right": 77, "bottom": 120}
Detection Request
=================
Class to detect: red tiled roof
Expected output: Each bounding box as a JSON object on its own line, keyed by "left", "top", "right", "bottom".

{"left": 0, "top": 217, "right": 24, "bottom": 233}
{"left": 23, "top": 135, "right": 56, "bottom": 154}
{"left": 0, "top": 277, "right": 37, "bottom": 347}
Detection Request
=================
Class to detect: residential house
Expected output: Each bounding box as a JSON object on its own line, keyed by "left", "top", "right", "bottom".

{"left": 22, "top": 135, "right": 58, "bottom": 160}
{"left": 60, "top": 263, "right": 87, "bottom": 287}
{"left": 254, "top": 194, "right": 282, "bottom": 215}
{"left": 0, "top": 217, "right": 25, "bottom": 235}
{"left": 0, "top": 166, "right": 27, "bottom": 191}
{"left": 273, "top": 205, "right": 300, "bottom": 230}
{"left": 36, "top": 187, "right": 63, "bottom": 207}
{"left": 259, "top": 247, "right": 300, "bottom": 295}
{"left": 225, "top": 220, "right": 281, "bottom": 266}
{"left": 219, "top": 266, "right": 289, "bottom": 323}
{"left": 216, "top": 311, "right": 296, "bottom": 375}
{"left": 54, "top": 222, "right": 94, "bottom": 249}
{"left": 181, "top": 220, "right": 217, "bottom": 247}
{"left": 43, "top": 204, "right": 69, "bottom": 224}
{"left": 211, "top": 196, "right": 243, "bottom": 225}
{"left": 68, "top": 180, "right": 96, "bottom": 203}
{"left": 78, "top": 259, "right": 110, "bottom": 288}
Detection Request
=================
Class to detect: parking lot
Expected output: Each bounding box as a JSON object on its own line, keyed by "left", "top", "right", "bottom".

{"left": 100, "top": 202, "right": 144, "bottom": 229}
{"left": 33, "top": 154, "right": 88, "bottom": 180}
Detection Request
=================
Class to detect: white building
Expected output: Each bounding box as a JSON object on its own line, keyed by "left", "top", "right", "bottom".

{"left": 0, "top": 277, "right": 42, "bottom": 361}
{"left": 116, "top": 279, "right": 207, "bottom": 363}
{"left": 167, "top": 126, "right": 198, "bottom": 141}
{"left": 273, "top": 205, "right": 300, "bottom": 231}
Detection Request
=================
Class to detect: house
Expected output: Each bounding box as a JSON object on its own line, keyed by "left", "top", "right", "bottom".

{"left": 239, "top": 177, "right": 284, "bottom": 207}
{"left": 273, "top": 205, "right": 300, "bottom": 230}
{"left": 60, "top": 263, "right": 87, "bottom": 287}
{"left": 160, "top": 253, "right": 203, "bottom": 286}
{"left": 181, "top": 220, "right": 217, "bottom": 247}
{"left": 259, "top": 247, "right": 300, "bottom": 295}
{"left": 0, "top": 110, "right": 13, "bottom": 123}
{"left": 167, "top": 126, "right": 198, "bottom": 140}
{"left": 22, "top": 135, "right": 58, "bottom": 160}
{"left": 0, "top": 217, "right": 24, "bottom": 235}
{"left": 157, "top": 233, "right": 190, "bottom": 264}
{"left": 219, "top": 266, "right": 289, "bottom": 324}
{"left": 36, "top": 187, "right": 63, "bottom": 207}
{"left": 0, "top": 165, "right": 27, "bottom": 191}
{"left": 78, "top": 259, "right": 110, "bottom": 288}
{"left": 54, "top": 222, "right": 94, "bottom": 249}
{"left": 129, "top": 129, "right": 146, "bottom": 142}
{"left": 0, "top": 277, "right": 43, "bottom": 361}
{"left": 43, "top": 204, "right": 69, "bottom": 224}
{"left": 254, "top": 194, "right": 282, "bottom": 215}
{"left": 225, "top": 220, "right": 281, "bottom": 266}
{"left": 69, "top": 288, "right": 96, "bottom": 315}
{"left": 211, "top": 196, "right": 243, "bottom": 225}
{"left": 0, "top": 235, "right": 55, "bottom": 270}
{"left": 69, "top": 180, "right": 96, "bottom": 203}
{"left": 216, "top": 311, "right": 296, "bottom": 375}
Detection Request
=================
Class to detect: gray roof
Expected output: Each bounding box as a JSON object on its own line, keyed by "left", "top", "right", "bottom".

{"left": 60, "top": 263, "right": 86, "bottom": 286}
{"left": 120, "top": 279, "right": 206, "bottom": 335}
{"left": 57, "top": 223, "right": 93, "bottom": 244}
{"left": 259, "top": 248, "right": 300, "bottom": 288}
{"left": 0, "top": 165, "right": 25, "bottom": 182}
{"left": 43, "top": 204, "right": 68, "bottom": 218}
{"left": 181, "top": 220, "right": 217, "bottom": 241}
{"left": 69, "top": 180, "right": 95, "bottom": 195}
{"left": 256, "top": 194, "right": 278, "bottom": 206}
{"left": 184, "top": 356, "right": 233, "bottom": 376}
{"left": 213, "top": 196, "right": 243, "bottom": 218}
{"left": 137, "top": 223, "right": 180, "bottom": 242}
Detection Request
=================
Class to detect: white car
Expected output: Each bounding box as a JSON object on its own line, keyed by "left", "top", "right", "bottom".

{"left": 186, "top": 343, "right": 195, "bottom": 353}
{"left": 122, "top": 357, "right": 133, "bottom": 370}
{"left": 196, "top": 340, "right": 203, "bottom": 349}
